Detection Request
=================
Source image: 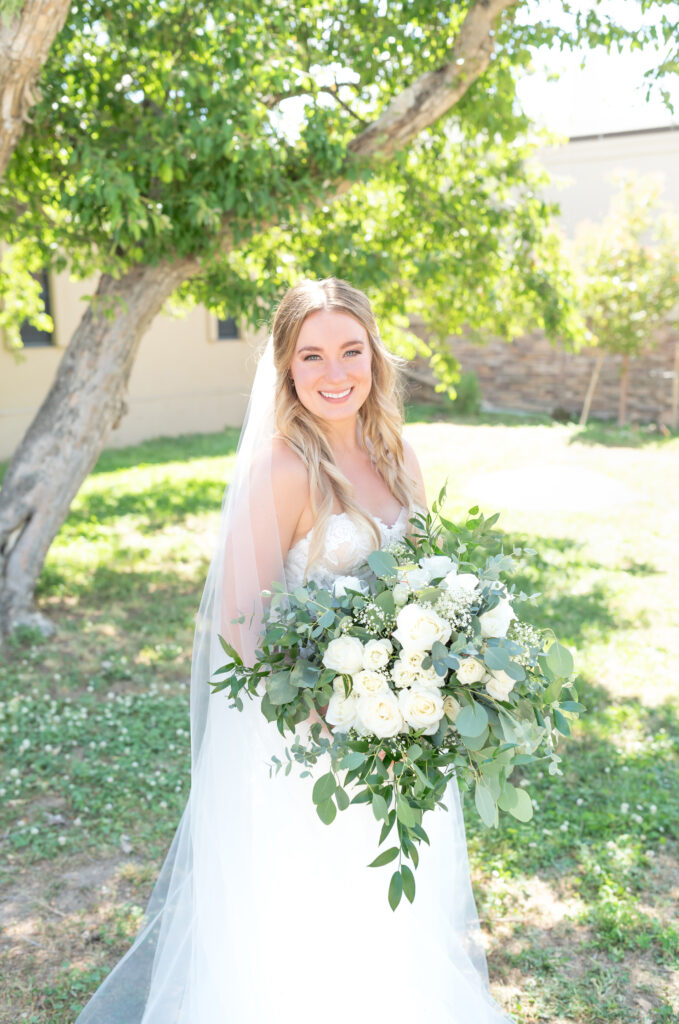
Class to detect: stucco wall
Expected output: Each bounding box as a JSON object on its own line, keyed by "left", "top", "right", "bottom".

{"left": 0, "top": 263, "right": 264, "bottom": 459}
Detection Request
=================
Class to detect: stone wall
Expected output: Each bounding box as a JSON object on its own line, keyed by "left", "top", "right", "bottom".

{"left": 409, "top": 328, "right": 679, "bottom": 425}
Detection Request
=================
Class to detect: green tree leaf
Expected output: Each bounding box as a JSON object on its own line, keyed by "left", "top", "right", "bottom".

{"left": 312, "top": 772, "right": 336, "bottom": 805}
{"left": 388, "top": 870, "right": 403, "bottom": 911}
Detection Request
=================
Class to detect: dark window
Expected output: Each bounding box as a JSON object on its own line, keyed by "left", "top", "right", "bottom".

{"left": 217, "top": 316, "right": 239, "bottom": 340}
{"left": 20, "top": 270, "right": 53, "bottom": 347}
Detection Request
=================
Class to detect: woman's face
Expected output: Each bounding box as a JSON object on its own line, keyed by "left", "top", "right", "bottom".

{"left": 289, "top": 309, "right": 372, "bottom": 424}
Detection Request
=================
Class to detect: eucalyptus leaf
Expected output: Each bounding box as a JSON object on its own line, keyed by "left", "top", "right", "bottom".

{"left": 484, "top": 646, "right": 509, "bottom": 671}
{"left": 475, "top": 782, "right": 498, "bottom": 828}
{"left": 368, "top": 846, "right": 399, "bottom": 868}
{"left": 266, "top": 671, "right": 298, "bottom": 705}
{"left": 455, "top": 701, "right": 489, "bottom": 737}
{"left": 367, "top": 550, "right": 399, "bottom": 578}
{"left": 316, "top": 798, "right": 337, "bottom": 825}
{"left": 546, "top": 641, "right": 574, "bottom": 679}
{"left": 312, "top": 772, "right": 336, "bottom": 805}
{"left": 388, "top": 870, "right": 403, "bottom": 911}
{"left": 401, "top": 864, "right": 416, "bottom": 904}
{"left": 508, "top": 789, "right": 533, "bottom": 822}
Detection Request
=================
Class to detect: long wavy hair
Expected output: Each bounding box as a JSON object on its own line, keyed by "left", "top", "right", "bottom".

{"left": 271, "top": 277, "right": 418, "bottom": 575}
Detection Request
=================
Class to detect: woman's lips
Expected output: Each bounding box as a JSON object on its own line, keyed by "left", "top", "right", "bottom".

{"left": 318, "top": 386, "right": 354, "bottom": 403}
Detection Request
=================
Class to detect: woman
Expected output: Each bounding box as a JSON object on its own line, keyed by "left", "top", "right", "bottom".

{"left": 74, "top": 278, "right": 513, "bottom": 1023}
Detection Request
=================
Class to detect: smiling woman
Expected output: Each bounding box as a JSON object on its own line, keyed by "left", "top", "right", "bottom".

{"left": 290, "top": 310, "right": 373, "bottom": 416}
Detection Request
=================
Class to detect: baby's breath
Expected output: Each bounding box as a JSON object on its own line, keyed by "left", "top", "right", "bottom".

{"left": 353, "top": 600, "right": 394, "bottom": 635}
{"left": 433, "top": 591, "right": 474, "bottom": 634}
{"left": 508, "top": 621, "right": 544, "bottom": 666}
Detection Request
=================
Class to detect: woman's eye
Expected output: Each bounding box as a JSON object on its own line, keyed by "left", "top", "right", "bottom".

{"left": 346, "top": 349, "right": 362, "bottom": 357}
{"left": 303, "top": 354, "right": 321, "bottom": 361}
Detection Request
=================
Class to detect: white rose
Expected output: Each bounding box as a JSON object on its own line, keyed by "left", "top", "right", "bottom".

{"left": 455, "top": 657, "right": 486, "bottom": 685}
{"left": 443, "top": 571, "right": 479, "bottom": 598}
{"left": 392, "top": 581, "right": 410, "bottom": 606}
{"left": 322, "top": 636, "right": 364, "bottom": 675}
{"left": 362, "top": 638, "right": 393, "bottom": 670}
{"left": 415, "top": 665, "right": 444, "bottom": 689}
{"left": 398, "top": 566, "right": 431, "bottom": 590}
{"left": 391, "top": 660, "right": 419, "bottom": 689}
{"left": 356, "top": 691, "right": 404, "bottom": 738}
{"left": 485, "top": 669, "right": 516, "bottom": 702}
{"left": 393, "top": 603, "right": 451, "bottom": 652}
{"left": 443, "top": 694, "right": 462, "bottom": 721}
{"left": 352, "top": 669, "right": 390, "bottom": 697}
{"left": 398, "top": 686, "right": 445, "bottom": 735}
{"left": 478, "top": 598, "right": 516, "bottom": 638}
{"left": 332, "top": 575, "right": 368, "bottom": 598}
{"left": 397, "top": 649, "right": 424, "bottom": 671}
{"left": 420, "top": 554, "right": 456, "bottom": 578}
{"left": 325, "top": 693, "right": 359, "bottom": 733}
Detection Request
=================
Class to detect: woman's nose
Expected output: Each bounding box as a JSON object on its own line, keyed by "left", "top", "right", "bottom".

{"left": 323, "top": 360, "right": 346, "bottom": 381}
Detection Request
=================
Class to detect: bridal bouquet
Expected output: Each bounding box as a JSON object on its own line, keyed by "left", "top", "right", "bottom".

{"left": 210, "top": 486, "right": 582, "bottom": 909}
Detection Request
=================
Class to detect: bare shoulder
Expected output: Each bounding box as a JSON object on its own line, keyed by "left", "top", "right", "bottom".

{"left": 269, "top": 436, "right": 309, "bottom": 496}
{"left": 401, "top": 436, "right": 428, "bottom": 508}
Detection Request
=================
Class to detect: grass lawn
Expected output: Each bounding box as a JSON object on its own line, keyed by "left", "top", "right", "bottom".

{"left": 0, "top": 410, "right": 677, "bottom": 1023}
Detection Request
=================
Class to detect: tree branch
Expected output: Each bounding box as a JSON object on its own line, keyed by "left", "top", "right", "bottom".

{"left": 348, "top": 0, "right": 517, "bottom": 161}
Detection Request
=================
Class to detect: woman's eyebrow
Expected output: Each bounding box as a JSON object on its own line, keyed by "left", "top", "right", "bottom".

{"left": 297, "top": 340, "right": 366, "bottom": 353}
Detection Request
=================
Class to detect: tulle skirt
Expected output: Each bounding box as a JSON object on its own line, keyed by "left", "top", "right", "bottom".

{"left": 74, "top": 692, "right": 514, "bottom": 1023}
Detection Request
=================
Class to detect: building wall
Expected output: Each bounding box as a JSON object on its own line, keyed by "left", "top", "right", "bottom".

{"left": 0, "top": 262, "right": 264, "bottom": 460}
{"left": 446, "top": 328, "right": 678, "bottom": 425}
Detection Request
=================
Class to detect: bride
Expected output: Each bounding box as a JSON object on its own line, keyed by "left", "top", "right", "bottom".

{"left": 74, "top": 278, "right": 514, "bottom": 1023}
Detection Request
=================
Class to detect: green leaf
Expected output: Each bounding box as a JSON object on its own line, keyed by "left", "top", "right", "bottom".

{"left": 546, "top": 641, "right": 574, "bottom": 679}
{"left": 340, "top": 751, "right": 367, "bottom": 770}
{"left": 335, "top": 786, "right": 350, "bottom": 811}
{"left": 368, "top": 846, "right": 399, "bottom": 868}
{"left": 543, "top": 679, "right": 563, "bottom": 703}
{"left": 560, "top": 700, "right": 586, "bottom": 713}
{"left": 396, "top": 795, "right": 417, "bottom": 828}
{"left": 312, "top": 772, "right": 336, "bottom": 804}
{"left": 375, "top": 590, "right": 395, "bottom": 614}
{"left": 367, "top": 550, "right": 399, "bottom": 577}
{"left": 553, "top": 708, "right": 571, "bottom": 736}
{"left": 266, "top": 670, "right": 298, "bottom": 705}
{"left": 290, "top": 659, "right": 320, "bottom": 689}
{"left": 406, "top": 744, "right": 423, "bottom": 761}
{"left": 508, "top": 789, "right": 533, "bottom": 822}
{"left": 456, "top": 701, "right": 489, "bottom": 737}
{"left": 484, "top": 646, "right": 509, "bottom": 671}
{"left": 401, "top": 863, "right": 416, "bottom": 903}
{"left": 316, "top": 797, "right": 337, "bottom": 825}
{"left": 372, "top": 792, "right": 389, "bottom": 822}
{"left": 497, "top": 782, "right": 519, "bottom": 811}
{"left": 388, "top": 870, "right": 403, "bottom": 911}
{"left": 475, "top": 781, "right": 498, "bottom": 828}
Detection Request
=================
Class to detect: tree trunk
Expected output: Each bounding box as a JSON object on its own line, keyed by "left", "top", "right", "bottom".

{"left": 618, "top": 353, "right": 630, "bottom": 427}
{"left": 0, "top": 0, "right": 72, "bottom": 179}
{"left": 579, "top": 350, "right": 604, "bottom": 427}
{"left": 0, "top": 258, "right": 198, "bottom": 636}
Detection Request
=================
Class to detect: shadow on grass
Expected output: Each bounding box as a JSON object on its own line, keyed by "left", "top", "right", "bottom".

{"left": 568, "top": 420, "right": 678, "bottom": 450}
{"left": 60, "top": 476, "right": 227, "bottom": 536}
{"left": 90, "top": 428, "right": 241, "bottom": 475}
{"left": 405, "top": 402, "right": 556, "bottom": 428}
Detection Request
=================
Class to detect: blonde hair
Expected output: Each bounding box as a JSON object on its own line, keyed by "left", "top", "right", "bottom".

{"left": 271, "top": 277, "right": 417, "bottom": 575}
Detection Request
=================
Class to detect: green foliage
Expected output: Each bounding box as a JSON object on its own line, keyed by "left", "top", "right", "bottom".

{"left": 573, "top": 173, "right": 679, "bottom": 358}
{"left": 3, "top": 1, "right": 676, "bottom": 378}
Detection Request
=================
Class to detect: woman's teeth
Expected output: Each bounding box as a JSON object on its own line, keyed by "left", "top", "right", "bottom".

{"left": 319, "top": 387, "right": 352, "bottom": 400}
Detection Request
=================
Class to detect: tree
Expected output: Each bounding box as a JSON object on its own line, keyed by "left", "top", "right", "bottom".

{"left": 0, "top": 0, "right": 676, "bottom": 636}
{"left": 575, "top": 174, "right": 679, "bottom": 428}
{"left": 0, "top": 0, "right": 72, "bottom": 178}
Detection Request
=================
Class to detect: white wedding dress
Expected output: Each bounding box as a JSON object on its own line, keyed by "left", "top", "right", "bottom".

{"left": 75, "top": 505, "right": 514, "bottom": 1024}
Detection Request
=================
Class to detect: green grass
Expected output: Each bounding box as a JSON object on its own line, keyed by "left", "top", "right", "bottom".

{"left": 1, "top": 410, "right": 678, "bottom": 1023}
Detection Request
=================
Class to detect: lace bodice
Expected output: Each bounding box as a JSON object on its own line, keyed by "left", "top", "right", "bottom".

{"left": 284, "top": 505, "right": 409, "bottom": 590}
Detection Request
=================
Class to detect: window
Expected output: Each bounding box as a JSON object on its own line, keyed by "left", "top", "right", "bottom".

{"left": 20, "top": 269, "right": 53, "bottom": 347}
{"left": 216, "top": 316, "right": 239, "bottom": 340}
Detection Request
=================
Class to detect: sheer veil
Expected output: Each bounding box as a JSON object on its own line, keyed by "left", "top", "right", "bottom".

{"left": 74, "top": 335, "right": 292, "bottom": 1022}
